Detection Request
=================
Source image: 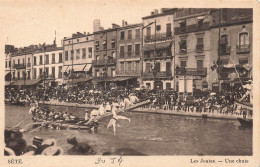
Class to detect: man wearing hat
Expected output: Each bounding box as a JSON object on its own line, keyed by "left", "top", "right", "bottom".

{"left": 23, "top": 136, "right": 43, "bottom": 155}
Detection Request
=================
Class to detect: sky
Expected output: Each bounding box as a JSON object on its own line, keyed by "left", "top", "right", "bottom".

{"left": 0, "top": 0, "right": 180, "bottom": 49}
{"left": 0, "top": 0, "right": 255, "bottom": 50}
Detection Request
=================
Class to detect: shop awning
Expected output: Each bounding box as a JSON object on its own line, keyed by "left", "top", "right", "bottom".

{"left": 143, "top": 41, "right": 172, "bottom": 51}
{"left": 5, "top": 81, "right": 14, "bottom": 86}
{"left": 110, "top": 77, "right": 135, "bottom": 82}
{"left": 67, "top": 77, "right": 92, "bottom": 84}
{"left": 73, "top": 65, "right": 86, "bottom": 72}
{"left": 83, "top": 64, "right": 92, "bottom": 72}
{"left": 61, "top": 66, "right": 69, "bottom": 73}
{"left": 5, "top": 71, "right": 11, "bottom": 76}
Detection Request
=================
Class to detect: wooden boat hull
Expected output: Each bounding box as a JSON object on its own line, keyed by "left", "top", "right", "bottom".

{"left": 237, "top": 118, "right": 253, "bottom": 127}
{"left": 32, "top": 121, "right": 98, "bottom": 130}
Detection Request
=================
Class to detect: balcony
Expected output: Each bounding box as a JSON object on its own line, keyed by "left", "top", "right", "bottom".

{"left": 13, "top": 64, "right": 26, "bottom": 69}
{"left": 144, "top": 32, "right": 172, "bottom": 42}
{"left": 116, "top": 70, "right": 142, "bottom": 76}
{"left": 58, "top": 59, "right": 63, "bottom": 63}
{"left": 174, "top": 22, "right": 210, "bottom": 35}
{"left": 27, "top": 63, "right": 31, "bottom": 67}
{"left": 196, "top": 45, "right": 204, "bottom": 53}
{"left": 120, "top": 52, "right": 141, "bottom": 58}
{"left": 236, "top": 44, "right": 250, "bottom": 54}
{"left": 92, "top": 58, "right": 116, "bottom": 66}
{"left": 219, "top": 45, "right": 231, "bottom": 55}
{"left": 176, "top": 68, "right": 207, "bottom": 76}
{"left": 143, "top": 71, "right": 172, "bottom": 79}
{"left": 144, "top": 51, "right": 172, "bottom": 60}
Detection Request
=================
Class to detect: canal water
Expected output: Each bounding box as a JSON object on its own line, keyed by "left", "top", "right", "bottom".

{"left": 5, "top": 104, "right": 252, "bottom": 155}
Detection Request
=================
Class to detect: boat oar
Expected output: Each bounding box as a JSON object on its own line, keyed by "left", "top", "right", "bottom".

{"left": 29, "top": 124, "right": 44, "bottom": 133}
{"left": 12, "top": 116, "right": 31, "bottom": 128}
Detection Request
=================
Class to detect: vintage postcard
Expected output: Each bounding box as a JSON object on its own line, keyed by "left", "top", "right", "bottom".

{"left": 0, "top": 0, "right": 259, "bottom": 166}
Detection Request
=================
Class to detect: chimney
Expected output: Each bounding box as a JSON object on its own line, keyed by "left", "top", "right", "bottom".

{"left": 125, "top": 21, "right": 128, "bottom": 25}
{"left": 84, "top": 32, "right": 86, "bottom": 35}
{"left": 151, "top": 12, "right": 154, "bottom": 15}
{"left": 154, "top": 9, "right": 159, "bottom": 14}
{"left": 122, "top": 20, "right": 125, "bottom": 26}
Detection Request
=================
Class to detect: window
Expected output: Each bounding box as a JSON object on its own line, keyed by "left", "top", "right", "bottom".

{"left": 145, "top": 63, "right": 151, "bottom": 72}
{"left": 13, "top": 60, "right": 15, "bottom": 66}
{"left": 82, "top": 48, "right": 86, "bottom": 59}
{"left": 13, "top": 71, "right": 15, "bottom": 79}
{"left": 135, "top": 44, "right": 140, "bottom": 56}
{"left": 180, "top": 20, "right": 186, "bottom": 30}
{"left": 33, "top": 68, "right": 36, "bottom": 79}
{"left": 59, "top": 53, "right": 62, "bottom": 63}
{"left": 52, "top": 54, "right": 55, "bottom": 63}
{"left": 196, "top": 37, "right": 204, "bottom": 52}
{"left": 180, "top": 61, "right": 186, "bottom": 67}
{"left": 136, "top": 61, "right": 140, "bottom": 71}
{"left": 239, "top": 32, "right": 249, "bottom": 46}
{"left": 111, "top": 39, "right": 115, "bottom": 48}
{"left": 58, "top": 66, "right": 62, "bottom": 78}
{"left": 128, "top": 30, "right": 132, "bottom": 39}
{"left": 45, "top": 54, "right": 49, "bottom": 64}
{"left": 9, "top": 61, "right": 11, "bottom": 67}
{"left": 77, "top": 39, "right": 79, "bottom": 42}
{"left": 156, "top": 25, "right": 161, "bottom": 31}
{"left": 71, "top": 50, "right": 74, "bottom": 60}
{"left": 95, "top": 41, "right": 99, "bottom": 50}
{"left": 52, "top": 67, "right": 55, "bottom": 78}
{"left": 28, "top": 57, "right": 30, "bottom": 63}
{"left": 146, "top": 27, "right": 151, "bottom": 39}
{"left": 154, "top": 62, "right": 160, "bottom": 72}
{"left": 120, "top": 62, "right": 124, "bottom": 72}
{"left": 120, "top": 46, "right": 124, "bottom": 58}
{"left": 45, "top": 67, "right": 49, "bottom": 77}
{"left": 221, "top": 59, "right": 228, "bottom": 65}
{"left": 120, "top": 31, "right": 125, "bottom": 40}
{"left": 40, "top": 56, "right": 43, "bottom": 65}
{"left": 39, "top": 68, "right": 43, "bottom": 77}
{"left": 88, "top": 47, "right": 92, "bottom": 58}
{"left": 166, "top": 24, "right": 172, "bottom": 37}
{"left": 127, "top": 45, "right": 132, "bottom": 57}
{"left": 22, "top": 58, "right": 24, "bottom": 65}
{"left": 18, "top": 71, "right": 20, "bottom": 80}
{"left": 76, "top": 49, "right": 80, "bottom": 59}
{"left": 197, "top": 60, "right": 203, "bottom": 68}
{"left": 65, "top": 51, "right": 68, "bottom": 61}
{"left": 238, "top": 59, "right": 248, "bottom": 65}
{"left": 166, "top": 83, "right": 171, "bottom": 90}
{"left": 5, "top": 61, "right": 7, "bottom": 68}
{"left": 179, "top": 40, "right": 187, "bottom": 53}
{"left": 135, "top": 29, "right": 140, "bottom": 39}
{"left": 103, "top": 40, "right": 107, "bottom": 50}
{"left": 220, "top": 34, "right": 228, "bottom": 45}
{"left": 18, "top": 59, "right": 20, "bottom": 65}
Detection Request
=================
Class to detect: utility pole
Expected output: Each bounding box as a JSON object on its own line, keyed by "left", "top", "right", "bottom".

{"left": 71, "top": 39, "right": 74, "bottom": 86}
{"left": 153, "top": 19, "right": 157, "bottom": 90}
{"left": 104, "top": 32, "right": 108, "bottom": 91}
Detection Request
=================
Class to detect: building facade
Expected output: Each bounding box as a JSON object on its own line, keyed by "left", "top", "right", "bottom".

{"left": 174, "top": 8, "right": 212, "bottom": 94}
{"left": 63, "top": 32, "right": 94, "bottom": 85}
{"left": 92, "top": 26, "right": 118, "bottom": 89}
{"left": 33, "top": 44, "right": 63, "bottom": 86}
{"left": 210, "top": 8, "right": 253, "bottom": 91}
{"left": 142, "top": 8, "right": 176, "bottom": 90}
{"left": 116, "top": 23, "right": 143, "bottom": 87}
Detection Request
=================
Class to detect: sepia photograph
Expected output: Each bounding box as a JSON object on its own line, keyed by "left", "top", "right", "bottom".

{"left": 1, "top": 0, "right": 259, "bottom": 166}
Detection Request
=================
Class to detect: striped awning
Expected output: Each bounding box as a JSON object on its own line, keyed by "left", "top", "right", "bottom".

{"left": 143, "top": 41, "right": 172, "bottom": 51}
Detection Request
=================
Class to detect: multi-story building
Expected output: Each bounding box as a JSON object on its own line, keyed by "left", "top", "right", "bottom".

{"left": 92, "top": 24, "right": 119, "bottom": 89}
{"left": 63, "top": 32, "right": 94, "bottom": 85}
{"left": 33, "top": 44, "right": 63, "bottom": 86}
{"left": 10, "top": 45, "right": 36, "bottom": 86}
{"left": 116, "top": 23, "right": 143, "bottom": 87}
{"left": 210, "top": 8, "right": 253, "bottom": 91}
{"left": 5, "top": 45, "right": 15, "bottom": 85}
{"left": 174, "top": 8, "right": 212, "bottom": 94}
{"left": 142, "top": 8, "right": 176, "bottom": 90}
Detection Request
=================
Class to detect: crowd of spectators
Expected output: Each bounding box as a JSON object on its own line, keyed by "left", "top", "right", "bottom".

{"left": 4, "top": 82, "right": 252, "bottom": 117}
